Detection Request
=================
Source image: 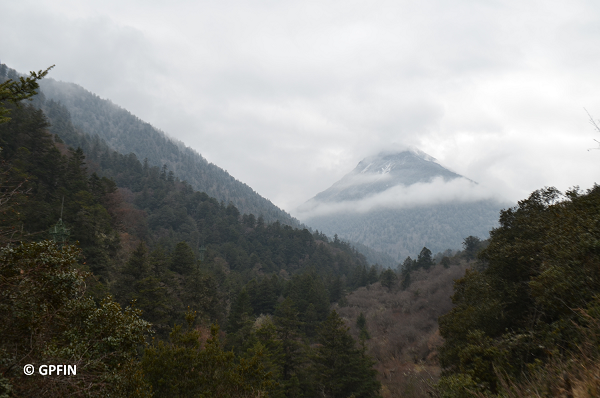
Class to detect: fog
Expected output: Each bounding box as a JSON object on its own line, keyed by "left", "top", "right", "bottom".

{"left": 297, "top": 176, "right": 500, "bottom": 219}
{"left": 2, "top": 1, "right": 600, "bottom": 213}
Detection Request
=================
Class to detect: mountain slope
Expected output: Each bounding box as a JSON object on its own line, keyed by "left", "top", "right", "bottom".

{"left": 299, "top": 149, "right": 509, "bottom": 261}
{"left": 38, "top": 78, "right": 300, "bottom": 227}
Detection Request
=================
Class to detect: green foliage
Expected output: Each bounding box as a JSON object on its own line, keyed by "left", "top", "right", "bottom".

{"left": 356, "top": 312, "right": 371, "bottom": 343}
{"left": 435, "top": 373, "right": 481, "bottom": 398}
{"left": 417, "top": 247, "right": 434, "bottom": 270}
{"left": 400, "top": 248, "right": 435, "bottom": 290}
{"left": 0, "top": 71, "right": 384, "bottom": 395}
{"left": 438, "top": 186, "right": 600, "bottom": 395}
{"left": 0, "top": 65, "right": 53, "bottom": 124}
{"left": 441, "top": 256, "right": 451, "bottom": 268}
{"left": 271, "top": 298, "right": 308, "bottom": 396}
{"left": 0, "top": 241, "right": 151, "bottom": 397}
{"left": 226, "top": 289, "right": 256, "bottom": 352}
{"left": 314, "top": 310, "right": 382, "bottom": 398}
{"left": 170, "top": 241, "right": 196, "bottom": 274}
{"left": 142, "top": 312, "right": 274, "bottom": 397}
{"left": 0, "top": 104, "right": 120, "bottom": 280}
{"left": 461, "top": 236, "right": 482, "bottom": 261}
{"left": 37, "top": 75, "right": 300, "bottom": 226}
{"left": 379, "top": 268, "right": 397, "bottom": 290}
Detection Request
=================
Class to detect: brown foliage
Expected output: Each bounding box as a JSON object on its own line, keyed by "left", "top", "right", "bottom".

{"left": 336, "top": 262, "right": 469, "bottom": 397}
{"left": 110, "top": 188, "right": 148, "bottom": 237}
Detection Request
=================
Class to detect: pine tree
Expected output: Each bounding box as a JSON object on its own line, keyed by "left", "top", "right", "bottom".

{"left": 122, "top": 242, "right": 150, "bottom": 279}
{"left": 273, "top": 298, "right": 309, "bottom": 397}
{"left": 0, "top": 65, "right": 53, "bottom": 124}
{"left": 314, "top": 310, "right": 381, "bottom": 398}
{"left": 142, "top": 312, "right": 274, "bottom": 397}
{"left": 379, "top": 268, "right": 397, "bottom": 290}
{"left": 226, "top": 289, "right": 255, "bottom": 352}
{"left": 170, "top": 241, "right": 196, "bottom": 274}
{"left": 416, "top": 246, "right": 434, "bottom": 270}
{"left": 356, "top": 312, "right": 371, "bottom": 345}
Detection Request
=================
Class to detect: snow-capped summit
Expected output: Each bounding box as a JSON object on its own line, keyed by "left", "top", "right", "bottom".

{"left": 313, "top": 149, "right": 464, "bottom": 203}
{"left": 298, "top": 147, "right": 508, "bottom": 260}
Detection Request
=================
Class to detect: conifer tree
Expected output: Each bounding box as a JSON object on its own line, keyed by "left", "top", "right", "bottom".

{"left": 272, "top": 298, "right": 310, "bottom": 397}
{"left": 170, "top": 241, "right": 196, "bottom": 274}
{"left": 356, "top": 312, "right": 371, "bottom": 345}
{"left": 314, "top": 310, "right": 381, "bottom": 398}
{"left": 379, "top": 268, "right": 397, "bottom": 290}
{"left": 416, "top": 246, "right": 434, "bottom": 270}
{"left": 142, "top": 312, "right": 274, "bottom": 397}
{"left": 0, "top": 65, "right": 53, "bottom": 124}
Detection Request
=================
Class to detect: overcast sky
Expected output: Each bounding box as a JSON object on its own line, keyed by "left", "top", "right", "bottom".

{"left": 2, "top": 0, "right": 600, "bottom": 216}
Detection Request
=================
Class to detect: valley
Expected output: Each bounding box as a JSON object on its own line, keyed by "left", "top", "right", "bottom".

{"left": 1, "top": 64, "right": 600, "bottom": 398}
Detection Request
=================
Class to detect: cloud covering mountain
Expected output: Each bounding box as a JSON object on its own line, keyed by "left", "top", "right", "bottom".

{"left": 299, "top": 149, "right": 510, "bottom": 260}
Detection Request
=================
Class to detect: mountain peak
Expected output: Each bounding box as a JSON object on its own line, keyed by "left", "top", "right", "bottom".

{"left": 312, "top": 149, "right": 463, "bottom": 203}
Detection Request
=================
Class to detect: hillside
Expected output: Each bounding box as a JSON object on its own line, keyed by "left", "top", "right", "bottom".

{"left": 0, "top": 73, "right": 382, "bottom": 396}
{"left": 37, "top": 76, "right": 300, "bottom": 227}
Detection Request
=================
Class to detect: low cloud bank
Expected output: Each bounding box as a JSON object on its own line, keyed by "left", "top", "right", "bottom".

{"left": 297, "top": 176, "right": 500, "bottom": 220}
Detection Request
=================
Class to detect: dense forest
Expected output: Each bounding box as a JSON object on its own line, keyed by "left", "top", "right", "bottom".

{"left": 2, "top": 66, "right": 600, "bottom": 398}
{"left": 0, "top": 67, "right": 383, "bottom": 397}
{"left": 306, "top": 200, "right": 503, "bottom": 262}
{"left": 437, "top": 186, "right": 600, "bottom": 397}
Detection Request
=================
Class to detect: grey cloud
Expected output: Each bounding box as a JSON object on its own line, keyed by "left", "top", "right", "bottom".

{"left": 2, "top": 0, "right": 600, "bottom": 214}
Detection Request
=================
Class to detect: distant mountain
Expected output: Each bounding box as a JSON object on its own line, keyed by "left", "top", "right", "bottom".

{"left": 37, "top": 78, "right": 300, "bottom": 227}
{"left": 299, "top": 149, "right": 510, "bottom": 261}
{"left": 313, "top": 149, "right": 464, "bottom": 203}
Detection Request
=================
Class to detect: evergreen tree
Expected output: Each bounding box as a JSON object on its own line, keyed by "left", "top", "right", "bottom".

{"left": 170, "top": 241, "right": 196, "bottom": 274}
{"left": 226, "top": 289, "right": 255, "bottom": 352}
{"left": 439, "top": 187, "right": 600, "bottom": 395}
{"left": 441, "top": 256, "right": 451, "bottom": 268}
{"left": 379, "top": 268, "right": 397, "bottom": 290}
{"left": 401, "top": 256, "right": 415, "bottom": 272}
{"left": 329, "top": 275, "right": 344, "bottom": 303}
{"left": 416, "top": 246, "right": 434, "bottom": 270}
{"left": 273, "top": 298, "right": 310, "bottom": 397}
{"left": 184, "top": 269, "right": 222, "bottom": 324}
{"left": 400, "top": 256, "right": 414, "bottom": 290}
{"left": 122, "top": 242, "right": 150, "bottom": 279}
{"left": 142, "top": 312, "right": 274, "bottom": 397}
{"left": 0, "top": 65, "right": 53, "bottom": 124}
{"left": 400, "top": 271, "right": 411, "bottom": 290}
{"left": 356, "top": 312, "right": 371, "bottom": 345}
{"left": 367, "top": 265, "right": 379, "bottom": 284}
{"left": 462, "top": 235, "right": 482, "bottom": 261}
{"left": 314, "top": 310, "right": 381, "bottom": 398}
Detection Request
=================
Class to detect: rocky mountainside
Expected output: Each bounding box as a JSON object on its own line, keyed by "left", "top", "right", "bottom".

{"left": 299, "top": 149, "right": 510, "bottom": 261}
{"left": 37, "top": 78, "right": 300, "bottom": 227}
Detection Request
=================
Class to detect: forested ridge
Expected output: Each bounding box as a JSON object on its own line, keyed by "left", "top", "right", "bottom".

{"left": 36, "top": 74, "right": 301, "bottom": 227}
{"left": 0, "top": 67, "right": 382, "bottom": 397}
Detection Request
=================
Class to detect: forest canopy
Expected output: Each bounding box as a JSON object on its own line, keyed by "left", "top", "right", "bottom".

{"left": 438, "top": 186, "right": 600, "bottom": 396}
{"left": 0, "top": 75, "right": 383, "bottom": 397}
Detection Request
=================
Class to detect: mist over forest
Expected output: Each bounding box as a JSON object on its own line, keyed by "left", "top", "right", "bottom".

{"left": 2, "top": 52, "right": 600, "bottom": 398}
